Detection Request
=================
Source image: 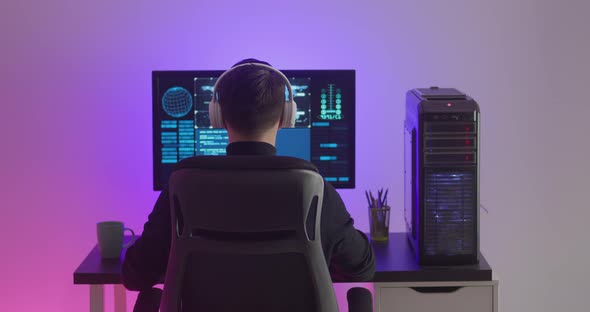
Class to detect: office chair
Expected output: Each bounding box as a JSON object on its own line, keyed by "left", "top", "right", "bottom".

{"left": 134, "top": 286, "right": 374, "bottom": 312}
{"left": 133, "top": 288, "right": 162, "bottom": 312}
{"left": 159, "top": 155, "right": 340, "bottom": 312}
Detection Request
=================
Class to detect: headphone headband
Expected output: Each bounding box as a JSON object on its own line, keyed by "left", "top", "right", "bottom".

{"left": 211, "top": 62, "right": 294, "bottom": 105}
{"left": 208, "top": 62, "right": 297, "bottom": 129}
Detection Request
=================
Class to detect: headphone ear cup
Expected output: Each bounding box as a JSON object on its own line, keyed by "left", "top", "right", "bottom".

{"left": 208, "top": 98, "right": 224, "bottom": 128}
{"left": 281, "top": 100, "right": 297, "bottom": 128}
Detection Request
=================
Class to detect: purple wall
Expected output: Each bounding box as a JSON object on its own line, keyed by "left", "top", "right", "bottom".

{"left": 2, "top": 0, "right": 590, "bottom": 311}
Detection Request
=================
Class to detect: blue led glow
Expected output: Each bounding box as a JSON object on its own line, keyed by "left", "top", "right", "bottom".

{"left": 200, "top": 85, "right": 214, "bottom": 92}
{"left": 162, "top": 86, "right": 193, "bottom": 118}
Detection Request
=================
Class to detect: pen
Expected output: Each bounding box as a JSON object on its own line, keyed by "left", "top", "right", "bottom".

{"left": 365, "top": 190, "right": 372, "bottom": 207}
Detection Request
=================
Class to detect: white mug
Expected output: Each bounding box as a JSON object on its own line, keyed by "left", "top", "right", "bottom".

{"left": 97, "top": 221, "right": 136, "bottom": 259}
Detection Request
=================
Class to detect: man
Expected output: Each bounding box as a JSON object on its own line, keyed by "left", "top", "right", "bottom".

{"left": 122, "top": 59, "right": 375, "bottom": 292}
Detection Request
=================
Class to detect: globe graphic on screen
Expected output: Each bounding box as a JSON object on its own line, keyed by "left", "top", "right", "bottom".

{"left": 162, "top": 87, "right": 193, "bottom": 118}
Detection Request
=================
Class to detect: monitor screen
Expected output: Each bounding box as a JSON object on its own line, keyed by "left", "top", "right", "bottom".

{"left": 152, "top": 70, "right": 355, "bottom": 190}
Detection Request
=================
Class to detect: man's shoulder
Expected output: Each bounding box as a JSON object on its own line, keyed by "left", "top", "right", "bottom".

{"left": 320, "top": 179, "right": 347, "bottom": 213}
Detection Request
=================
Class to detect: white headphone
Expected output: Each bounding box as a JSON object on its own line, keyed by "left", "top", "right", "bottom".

{"left": 208, "top": 62, "right": 298, "bottom": 129}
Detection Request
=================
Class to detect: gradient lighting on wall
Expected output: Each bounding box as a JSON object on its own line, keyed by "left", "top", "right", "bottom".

{"left": 0, "top": 1, "right": 402, "bottom": 310}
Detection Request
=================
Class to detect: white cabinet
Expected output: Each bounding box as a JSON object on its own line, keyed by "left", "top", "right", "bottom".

{"left": 375, "top": 281, "right": 498, "bottom": 312}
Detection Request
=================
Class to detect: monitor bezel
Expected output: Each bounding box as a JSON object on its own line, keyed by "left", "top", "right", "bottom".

{"left": 152, "top": 70, "right": 356, "bottom": 190}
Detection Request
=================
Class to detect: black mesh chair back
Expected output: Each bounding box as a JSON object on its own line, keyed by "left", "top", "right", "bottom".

{"left": 160, "top": 156, "right": 339, "bottom": 312}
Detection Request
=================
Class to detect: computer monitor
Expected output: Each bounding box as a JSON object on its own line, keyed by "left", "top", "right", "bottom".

{"left": 152, "top": 70, "right": 355, "bottom": 190}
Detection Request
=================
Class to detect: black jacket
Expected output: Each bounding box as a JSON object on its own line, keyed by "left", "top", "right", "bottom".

{"left": 122, "top": 141, "right": 375, "bottom": 290}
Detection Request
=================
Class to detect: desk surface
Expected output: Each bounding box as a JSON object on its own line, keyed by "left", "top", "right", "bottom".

{"left": 370, "top": 233, "right": 491, "bottom": 282}
{"left": 73, "top": 233, "right": 492, "bottom": 285}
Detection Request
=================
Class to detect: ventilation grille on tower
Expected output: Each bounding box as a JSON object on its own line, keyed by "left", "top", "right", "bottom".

{"left": 423, "top": 170, "right": 476, "bottom": 256}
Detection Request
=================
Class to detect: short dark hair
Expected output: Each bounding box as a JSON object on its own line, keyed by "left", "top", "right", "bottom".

{"left": 216, "top": 58, "right": 285, "bottom": 136}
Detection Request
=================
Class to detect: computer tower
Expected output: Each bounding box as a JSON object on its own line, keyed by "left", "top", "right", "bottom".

{"left": 404, "top": 87, "right": 480, "bottom": 265}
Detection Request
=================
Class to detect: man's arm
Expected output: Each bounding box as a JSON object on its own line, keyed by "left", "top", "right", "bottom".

{"left": 121, "top": 188, "right": 171, "bottom": 291}
{"left": 322, "top": 182, "right": 376, "bottom": 282}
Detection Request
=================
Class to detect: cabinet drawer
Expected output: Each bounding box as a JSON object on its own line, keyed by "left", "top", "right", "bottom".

{"left": 379, "top": 286, "right": 493, "bottom": 312}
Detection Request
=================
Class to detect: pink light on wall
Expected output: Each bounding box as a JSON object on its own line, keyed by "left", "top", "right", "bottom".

{"left": 0, "top": 1, "right": 403, "bottom": 310}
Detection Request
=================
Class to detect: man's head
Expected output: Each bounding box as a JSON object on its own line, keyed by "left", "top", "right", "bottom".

{"left": 213, "top": 58, "right": 290, "bottom": 143}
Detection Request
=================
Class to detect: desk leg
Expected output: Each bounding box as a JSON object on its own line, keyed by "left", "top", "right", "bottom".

{"left": 90, "top": 285, "right": 104, "bottom": 312}
{"left": 114, "top": 284, "right": 127, "bottom": 312}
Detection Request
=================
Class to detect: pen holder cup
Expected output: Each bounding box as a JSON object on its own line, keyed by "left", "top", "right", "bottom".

{"left": 369, "top": 206, "right": 390, "bottom": 242}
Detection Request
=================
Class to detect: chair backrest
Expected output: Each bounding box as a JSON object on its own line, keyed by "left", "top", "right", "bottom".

{"left": 160, "top": 156, "right": 339, "bottom": 312}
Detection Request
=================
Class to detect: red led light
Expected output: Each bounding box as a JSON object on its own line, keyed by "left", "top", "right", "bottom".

{"left": 447, "top": 103, "right": 452, "bottom": 107}
{"left": 465, "top": 139, "right": 471, "bottom": 145}
{"left": 465, "top": 127, "right": 470, "bottom": 131}
{"left": 465, "top": 155, "right": 470, "bottom": 161}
